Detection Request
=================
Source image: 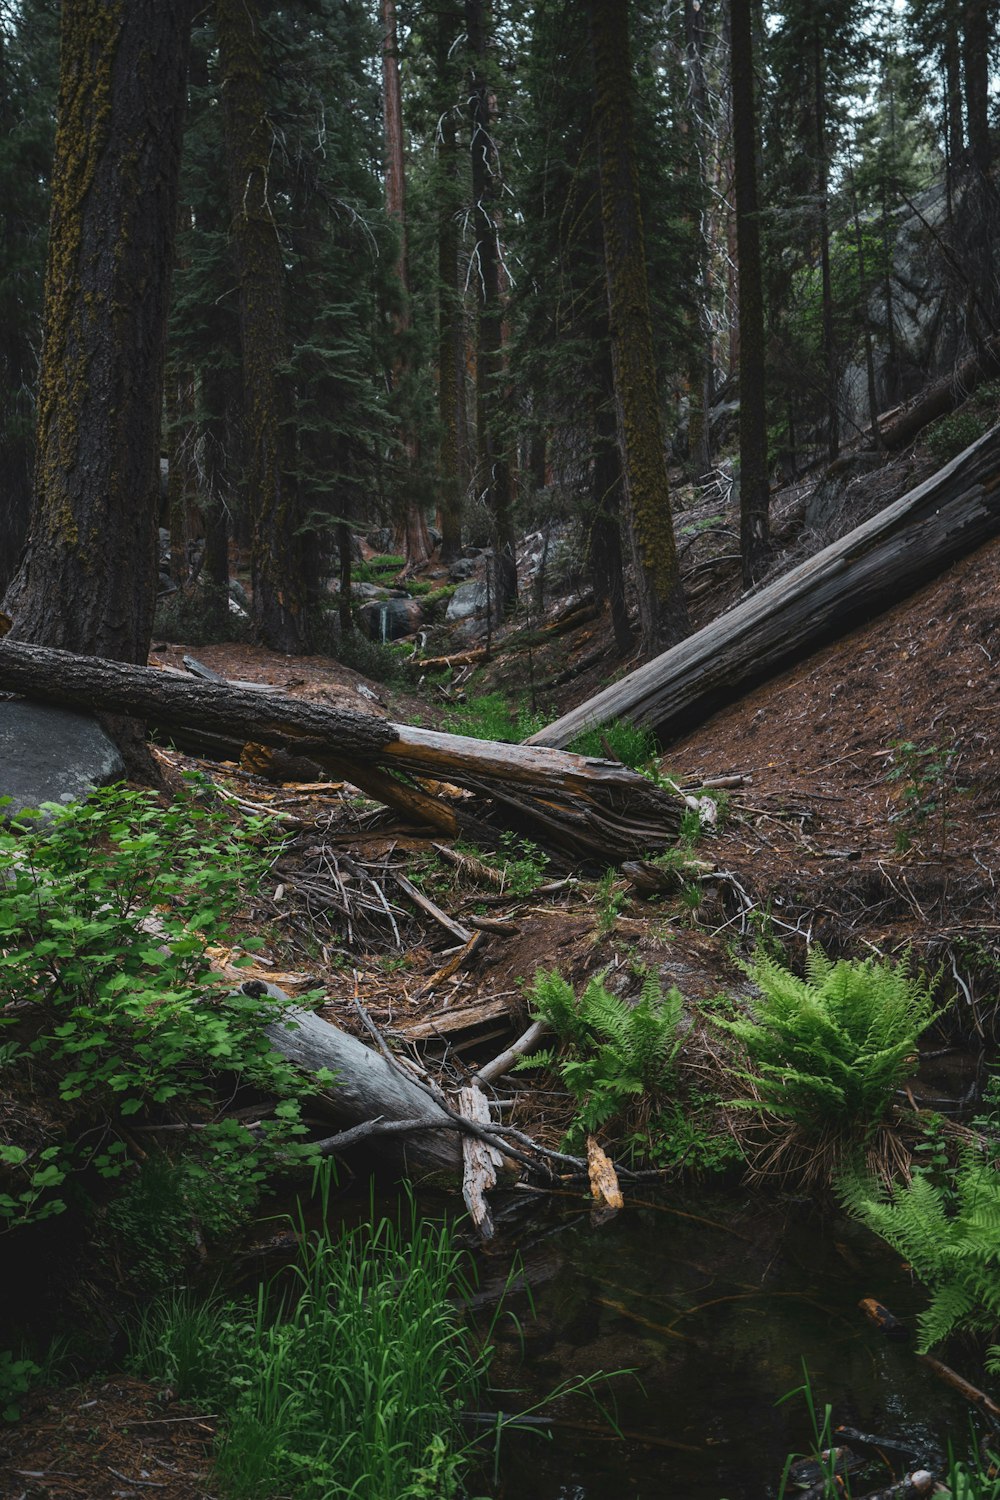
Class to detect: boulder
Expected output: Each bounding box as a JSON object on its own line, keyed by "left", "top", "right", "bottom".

{"left": 448, "top": 557, "right": 478, "bottom": 582}
{"left": 0, "top": 700, "right": 125, "bottom": 821}
{"left": 445, "top": 580, "right": 489, "bottom": 621}
{"left": 357, "top": 597, "right": 423, "bottom": 642}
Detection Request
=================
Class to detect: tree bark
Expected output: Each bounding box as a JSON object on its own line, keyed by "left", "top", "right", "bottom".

{"left": 215, "top": 0, "right": 317, "bottom": 655}
{"left": 262, "top": 1000, "right": 463, "bottom": 1177}
{"left": 529, "top": 424, "right": 1000, "bottom": 747}
{"left": 730, "top": 0, "right": 770, "bottom": 587}
{"left": 465, "top": 0, "right": 517, "bottom": 609}
{"left": 962, "top": 0, "right": 991, "bottom": 174}
{"left": 3, "top": 0, "right": 193, "bottom": 664}
{"left": 382, "top": 0, "right": 432, "bottom": 570}
{"left": 589, "top": 0, "right": 689, "bottom": 657}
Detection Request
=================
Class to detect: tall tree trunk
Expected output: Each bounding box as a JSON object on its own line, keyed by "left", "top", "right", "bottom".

{"left": 589, "top": 0, "right": 689, "bottom": 655}
{"left": 215, "top": 0, "right": 316, "bottom": 655}
{"left": 813, "top": 25, "right": 838, "bottom": 462}
{"left": 382, "top": 0, "right": 431, "bottom": 569}
{"left": 962, "top": 0, "right": 991, "bottom": 174}
{"left": 465, "top": 0, "right": 517, "bottom": 610}
{"left": 730, "top": 0, "right": 769, "bottom": 587}
{"left": 435, "top": 4, "right": 465, "bottom": 564}
{"left": 3, "top": 0, "right": 192, "bottom": 664}
{"left": 942, "top": 16, "right": 964, "bottom": 178}
{"left": 684, "top": 0, "right": 713, "bottom": 482}
{"left": 590, "top": 341, "right": 632, "bottom": 653}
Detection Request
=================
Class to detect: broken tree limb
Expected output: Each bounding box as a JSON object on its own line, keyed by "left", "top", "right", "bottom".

{"left": 529, "top": 424, "right": 1000, "bottom": 748}
{"left": 879, "top": 336, "right": 1000, "bottom": 451}
{"left": 0, "top": 640, "right": 681, "bottom": 860}
{"left": 474, "top": 1019, "right": 552, "bottom": 1085}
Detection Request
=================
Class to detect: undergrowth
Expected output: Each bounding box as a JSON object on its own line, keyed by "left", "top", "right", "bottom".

{"left": 0, "top": 782, "right": 318, "bottom": 1232}
{"left": 130, "top": 1177, "right": 492, "bottom": 1500}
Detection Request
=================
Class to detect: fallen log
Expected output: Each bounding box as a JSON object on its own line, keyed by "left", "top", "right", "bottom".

{"left": 0, "top": 640, "right": 682, "bottom": 858}
{"left": 879, "top": 335, "right": 1000, "bottom": 451}
{"left": 260, "top": 995, "right": 464, "bottom": 1177}
{"left": 529, "top": 424, "right": 1000, "bottom": 748}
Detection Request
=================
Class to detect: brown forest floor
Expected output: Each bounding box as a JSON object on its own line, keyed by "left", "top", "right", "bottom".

{"left": 4, "top": 441, "right": 1000, "bottom": 1498}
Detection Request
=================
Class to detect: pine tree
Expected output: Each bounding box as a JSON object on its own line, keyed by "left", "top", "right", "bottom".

{"left": 589, "top": 0, "right": 689, "bottom": 655}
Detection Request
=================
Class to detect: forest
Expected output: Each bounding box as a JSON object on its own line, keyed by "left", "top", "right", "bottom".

{"left": 1, "top": 0, "right": 1000, "bottom": 1497}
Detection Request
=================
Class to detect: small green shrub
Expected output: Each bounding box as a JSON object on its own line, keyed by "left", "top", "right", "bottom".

{"left": 152, "top": 582, "right": 250, "bottom": 647}
{"left": 355, "top": 553, "right": 405, "bottom": 584}
{"left": 925, "top": 410, "right": 987, "bottom": 462}
{"left": 443, "top": 690, "right": 546, "bottom": 742}
{"left": 885, "top": 736, "right": 964, "bottom": 853}
{"left": 517, "top": 968, "right": 684, "bottom": 1148}
{"left": 838, "top": 1154, "right": 1000, "bottom": 1368}
{"left": 0, "top": 1349, "right": 42, "bottom": 1422}
{"left": 332, "top": 625, "right": 410, "bottom": 684}
{"left": 715, "top": 948, "right": 936, "bottom": 1171}
{"left": 0, "top": 782, "right": 312, "bottom": 1228}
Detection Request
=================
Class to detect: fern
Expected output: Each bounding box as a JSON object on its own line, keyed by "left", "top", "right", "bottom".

{"left": 516, "top": 967, "right": 683, "bottom": 1148}
{"left": 717, "top": 949, "right": 936, "bottom": 1139}
{"left": 838, "top": 1155, "right": 1000, "bottom": 1355}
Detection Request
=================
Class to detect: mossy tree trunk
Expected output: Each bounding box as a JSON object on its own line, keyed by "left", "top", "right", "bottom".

{"left": 3, "top": 0, "right": 193, "bottom": 663}
{"left": 589, "top": 0, "right": 689, "bottom": 656}
{"left": 730, "top": 0, "right": 770, "bottom": 587}
{"left": 465, "top": 0, "right": 517, "bottom": 611}
{"left": 215, "top": 0, "right": 317, "bottom": 655}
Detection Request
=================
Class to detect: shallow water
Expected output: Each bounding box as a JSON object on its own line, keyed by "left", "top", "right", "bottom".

{"left": 473, "top": 1186, "right": 974, "bottom": 1499}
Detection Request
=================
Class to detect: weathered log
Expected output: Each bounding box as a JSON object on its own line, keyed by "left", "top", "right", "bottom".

{"left": 474, "top": 1019, "right": 552, "bottom": 1085}
{"left": 0, "top": 639, "right": 396, "bottom": 756}
{"left": 0, "top": 639, "right": 681, "bottom": 858}
{"left": 457, "top": 1083, "right": 507, "bottom": 1240}
{"left": 262, "top": 999, "right": 463, "bottom": 1176}
{"left": 530, "top": 425, "right": 1000, "bottom": 748}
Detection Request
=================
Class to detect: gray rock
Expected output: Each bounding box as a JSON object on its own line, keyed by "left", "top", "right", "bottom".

{"left": 229, "top": 578, "right": 249, "bottom": 608}
{"left": 445, "top": 580, "right": 489, "bottom": 621}
{"left": 358, "top": 597, "right": 423, "bottom": 641}
{"left": 448, "top": 557, "right": 477, "bottom": 582}
{"left": 804, "top": 452, "right": 884, "bottom": 537}
{"left": 0, "top": 701, "right": 126, "bottom": 821}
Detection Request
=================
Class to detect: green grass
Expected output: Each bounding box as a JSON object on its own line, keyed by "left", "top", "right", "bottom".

{"left": 443, "top": 690, "right": 547, "bottom": 742}
{"left": 568, "top": 719, "right": 660, "bottom": 773}
{"left": 130, "top": 1178, "right": 491, "bottom": 1499}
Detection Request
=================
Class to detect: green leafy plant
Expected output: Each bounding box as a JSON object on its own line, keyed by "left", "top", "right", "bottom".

{"left": 517, "top": 968, "right": 684, "bottom": 1148}
{"left": 775, "top": 1362, "right": 843, "bottom": 1500}
{"left": 925, "top": 409, "right": 988, "bottom": 463}
{"left": 0, "top": 1349, "right": 42, "bottom": 1423}
{"left": 0, "top": 782, "right": 312, "bottom": 1228}
{"left": 837, "top": 1154, "right": 1000, "bottom": 1369}
{"left": 593, "top": 869, "right": 627, "bottom": 936}
{"left": 495, "top": 830, "right": 549, "bottom": 895}
{"left": 885, "top": 737, "right": 964, "bottom": 853}
{"left": 715, "top": 948, "right": 936, "bottom": 1181}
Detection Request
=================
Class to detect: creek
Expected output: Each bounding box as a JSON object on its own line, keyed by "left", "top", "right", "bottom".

{"left": 455, "top": 1184, "right": 975, "bottom": 1499}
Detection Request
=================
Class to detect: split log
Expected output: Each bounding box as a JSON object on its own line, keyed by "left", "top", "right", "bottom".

{"left": 0, "top": 639, "right": 681, "bottom": 859}
{"left": 529, "top": 425, "right": 1000, "bottom": 748}
{"left": 457, "top": 1083, "right": 507, "bottom": 1239}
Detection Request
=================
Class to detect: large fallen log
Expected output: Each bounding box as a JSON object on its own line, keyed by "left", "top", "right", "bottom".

{"left": 0, "top": 639, "right": 681, "bottom": 858}
{"left": 530, "top": 423, "right": 1000, "bottom": 748}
